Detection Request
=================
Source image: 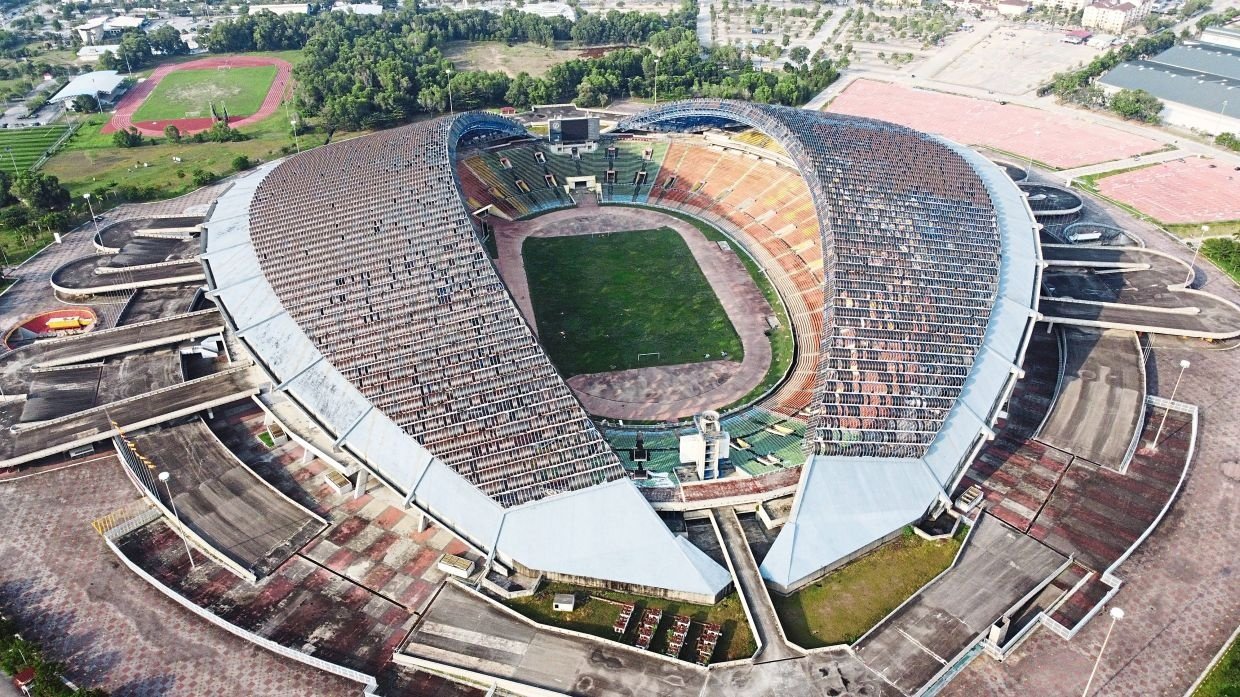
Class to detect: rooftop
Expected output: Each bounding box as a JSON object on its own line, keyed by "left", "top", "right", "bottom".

{"left": 49, "top": 70, "right": 126, "bottom": 103}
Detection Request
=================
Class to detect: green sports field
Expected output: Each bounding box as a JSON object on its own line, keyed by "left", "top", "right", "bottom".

{"left": 133, "top": 65, "right": 278, "bottom": 121}
{"left": 0, "top": 125, "right": 71, "bottom": 173}
{"left": 524, "top": 227, "right": 743, "bottom": 377}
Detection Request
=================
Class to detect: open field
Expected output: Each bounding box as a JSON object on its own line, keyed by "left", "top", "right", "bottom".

{"left": 505, "top": 582, "right": 757, "bottom": 662}
{"left": 0, "top": 125, "right": 71, "bottom": 173}
{"left": 827, "top": 79, "right": 1163, "bottom": 169}
{"left": 44, "top": 112, "right": 305, "bottom": 199}
{"left": 443, "top": 41, "right": 585, "bottom": 77}
{"left": 931, "top": 24, "right": 1102, "bottom": 96}
{"left": 524, "top": 227, "right": 743, "bottom": 376}
{"left": 625, "top": 205, "right": 795, "bottom": 410}
{"left": 772, "top": 528, "right": 965, "bottom": 648}
{"left": 132, "top": 65, "right": 278, "bottom": 122}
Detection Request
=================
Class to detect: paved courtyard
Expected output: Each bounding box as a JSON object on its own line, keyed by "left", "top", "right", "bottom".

{"left": 827, "top": 79, "right": 1163, "bottom": 169}
{"left": 0, "top": 457, "right": 359, "bottom": 696}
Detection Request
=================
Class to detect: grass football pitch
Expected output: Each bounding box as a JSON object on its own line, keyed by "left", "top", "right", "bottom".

{"left": 0, "top": 125, "right": 70, "bottom": 173}
{"left": 523, "top": 227, "right": 743, "bottom": 377}
{"left": 133, "top": 65, "right": 277, "bottom": 122}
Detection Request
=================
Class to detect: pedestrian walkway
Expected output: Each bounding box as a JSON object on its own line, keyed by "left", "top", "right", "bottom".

{"left": 714, "top": 507, "right": 803, "bottom": 663}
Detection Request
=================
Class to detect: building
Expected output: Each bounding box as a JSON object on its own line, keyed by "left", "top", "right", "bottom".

{"left": 1081, "top": 0, "right": 1151, "bottom": 33}
{"left": 1201, "top": 25, "right": 1240, "bottom": 51}
{"left": 48, "top": 70, "right": 127, "bottom": 107}
{"left": 74, "top": 15, "right": 146, "bottom": 45}
{"left": 1099, "top": 39, "right": 1240, "bottom": 134}
{"left": 679, "top": 412, "right": 730, "bottom": 480}
{"left": 997, "top": 0, "right": 1032, "bottom": 17}
{"left": 331, "top": 1, "right": 383, "bottom": 14}
{"left": 200, "top": 101, "right": 1039, "bottom": 603}
{"left": 1028, "top": 0, "right": 1089, "bottom": 14}
{"left": 249, "top": 3, "right": 311, "bottom": 14}
{"left": 76, "top": 44, "right": 120, "bottom": 62}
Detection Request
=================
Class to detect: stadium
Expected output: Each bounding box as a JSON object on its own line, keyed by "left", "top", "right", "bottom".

{"left": 2, "top": 99, "right": 1233, "bottom": 695}
{"left": 200, "top": 99, "right": 1039, "bottom": 603}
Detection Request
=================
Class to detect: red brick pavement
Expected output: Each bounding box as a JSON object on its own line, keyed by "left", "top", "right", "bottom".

{"left": 1095, "top": 157, "right": 1240, "bottom": 224}
{"left": 0, "top": 457, "right": 357, "bottom": 696}
{"left": 827, "top": 79, "right": 1163, "bottom": 169}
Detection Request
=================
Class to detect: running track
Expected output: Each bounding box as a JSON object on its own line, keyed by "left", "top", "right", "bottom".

{"left": 104, "top": 56, "right": 292, "bottom": 137}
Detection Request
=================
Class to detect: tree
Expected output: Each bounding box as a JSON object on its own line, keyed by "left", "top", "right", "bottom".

{"left": 788, "top": 45, "right": 810, "bottom": 65}
{"left": 1215, "top": 132, "right": 1240, "bottom": 152}
{"left": 71, "top": 94, "right": 98, "bottom": 113}
{"left": 191, "top": 168, "right": 215, "bottom": 186}
{"left": 12, "top": 173, "right": 70, "bottom": 211}
{"left": 148, "top": 24, "right": 189, "bottom": 56}
{"left": 114, "top": 29, "right": 153, "bottom": 71}
{"left": 112, "top": 127, "right": 143, "bottom": 148}
{"left": 1110, "top": 88, "right": 1163, "bottom": 123}
{"left": 163, "top": 124, "right": 181, "bottom": 143}
{"left": 231, "top": 154, "right": 252, "bottom": 171}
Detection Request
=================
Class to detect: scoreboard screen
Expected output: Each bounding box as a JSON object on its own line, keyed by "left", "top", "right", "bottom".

{"left": 549, "top": 117, "right": 599, "bottom": 144}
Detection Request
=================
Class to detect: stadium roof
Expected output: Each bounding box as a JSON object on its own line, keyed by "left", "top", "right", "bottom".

{"left": 49, "top": 71, "right": 125, "bottom": 103}
{"left": 1100, "top": 43, "right": 1240, "bottom": 116}
{"left": 204, "top": 102, "right": 1038, "bottom": 597}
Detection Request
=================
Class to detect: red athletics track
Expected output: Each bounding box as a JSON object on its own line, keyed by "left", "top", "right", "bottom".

{"left": 104, "top": 55, "right": 292, "bottom": 137}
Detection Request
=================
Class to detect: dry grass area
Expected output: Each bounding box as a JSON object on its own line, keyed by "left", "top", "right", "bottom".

{"left": 772, "top": 527, "right": 965, "bottom": 648}
{"left": 443, "top": 42, "right": 585, "bottom": 77}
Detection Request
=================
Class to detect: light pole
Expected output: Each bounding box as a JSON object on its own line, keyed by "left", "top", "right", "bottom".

{"left": 653, "top": 58, "right": 660, "bottom": 105}
{"left": 446, "top": 68, "right": 454, "bottom": 115}
{"left": 4, "top": 146, "right": 15, "bottom": 175}
{"left": 1082, "top": 607, "right": 1124, "bottom": 697}
{"left": 158, "top": 471, "right": 196, "bottom": 569}
{"left": 83, "top": 193, "right": 101, "bottom": 237}
{"left": 1187, "top": 224, "right": 1207, "bottom": 286}
{"left": 1151, "top": 359, "right": 1190, "bottom": 452}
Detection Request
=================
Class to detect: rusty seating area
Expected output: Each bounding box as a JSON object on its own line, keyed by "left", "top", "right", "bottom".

{"left": 246, "top": 122, "right": 626, "bottom": 507}
{"left": 635, "top": 607, "right": 663, "bottom": 651}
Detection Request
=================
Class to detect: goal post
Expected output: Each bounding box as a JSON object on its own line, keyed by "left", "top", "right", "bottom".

{"left": 637, "top": 352, "right": 660, "bottom": 363}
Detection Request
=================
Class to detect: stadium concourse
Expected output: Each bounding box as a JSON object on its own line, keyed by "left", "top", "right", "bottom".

{"left": 0, "top": 99, "right": 1231, "bottom": 696}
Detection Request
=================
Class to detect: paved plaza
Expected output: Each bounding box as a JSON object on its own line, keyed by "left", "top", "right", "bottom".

{"left": 827, "top": 80, "right": 1163, "bottom": 169}
{"left": 1094, "top": 156, "right": 1240, "bottom": 224}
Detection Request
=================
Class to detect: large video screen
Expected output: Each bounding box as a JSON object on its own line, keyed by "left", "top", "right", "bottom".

{"left": 550, "top": 117, "right": 599, "bottom": 144}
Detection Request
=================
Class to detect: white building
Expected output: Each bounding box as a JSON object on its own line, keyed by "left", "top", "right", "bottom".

{"left": 679, "top": 412, "right": 730, "bottom": 480}
{"left": 1082, "top": 0, "right": 1151, "bottom": 32}
{"left": 75, "top": 15, "right": 146, "bottom": 45}
{"left": 49, "top": 70, "right": 128, "bottom": 107}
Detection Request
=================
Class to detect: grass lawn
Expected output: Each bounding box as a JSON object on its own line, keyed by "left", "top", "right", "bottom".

{"left": 505, "top": 582, "right": 757, "bottom": 662}
{"left": 772, "top": 527, "right": 966, "bottom": 648}
{"left": 44, "top": 112, "right": 308, "bottom": 199}
{"left": 1201, "top": 237, "right": 1240, "bottom": 285}
{"left": 1194, "top": 632, "right": 1240, "bottom": 697}
{"left": 1168, "top": 220, "right": 1240, "bottom": 240}
{"left": 443, "top": 41, "right": 584, "bottom": 78}
{"left": 0, "top": 125, "right": 71, "bottom": 172}
{"left": 524, "top": 227, "right": 743, "bottom": 376}
{"left": 133, "top": 65, "right": 278, "bottom": 122}
{"left": 618, "top": 205, "right": 795, "bottom": 409}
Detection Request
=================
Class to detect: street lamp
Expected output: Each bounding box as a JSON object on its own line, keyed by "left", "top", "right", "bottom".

{"left": 4, "top": 146, "right": 15, "bottom": 175}
{"left": 1082, "top": 607, "right": 1124, "bottom": 697}
{"left": 653, "top": 58, "right": 660, "bottom": 105}
{"left": 1187, "top": 224, "right": 1207, "bottom": 286}
{"left": 158, "top": 471, "right": 196, "bottom": 569}
{"left": 446, "top": 68, "right": 454, "bottom": 115}
{"left": 82, "top": 193, "right": 101, "bottom": 238}
{"left": 1151, "top": 359, "right": 1190, "bottom": 452}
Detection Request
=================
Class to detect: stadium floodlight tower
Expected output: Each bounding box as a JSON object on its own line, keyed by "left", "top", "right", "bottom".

{"left": 679, "top": 411, "right": 730, "bottom": 480}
